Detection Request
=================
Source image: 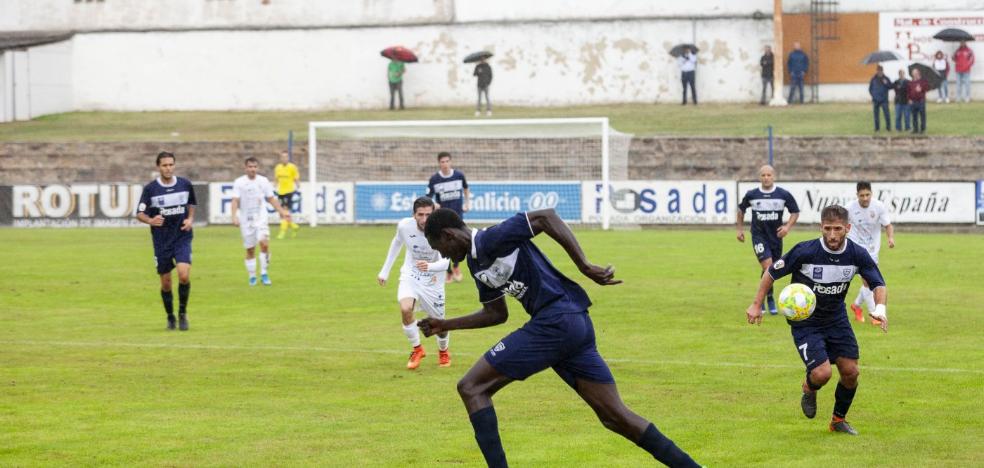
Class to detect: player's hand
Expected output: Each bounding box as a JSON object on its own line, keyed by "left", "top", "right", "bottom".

{"left": 150, "top": 215, "right": 165, "bottom": 227}
{"left": 888, "top": 237, "right": 895, "bottom": 248}
{"left": 777, "top": 225, "right": 790, "bottom": 239}
{"left": 736, "top": 231, "right": 745, "bottom": 242}
{"left": 418, "top": 317, "right": 447, "bottom": 337}
{"left": 869, "top": 313, "right": 889, "bottom": 333}
{"left": 746, "top": 303, "right": 764, "bottom": 325}
{"left": 581, "top": 263, "right": 622, "bottom": 286}
{"left": 464, "top": 203, "right": 470, "bottom": 213}
{"left": 415, "top": 260, "right": 429, "bottom": 272}
{"left": 180, "top": 218, "right": 193, "bottom": 231}
{"left": 377, "top": 276, "right": 386, "bottom": 286}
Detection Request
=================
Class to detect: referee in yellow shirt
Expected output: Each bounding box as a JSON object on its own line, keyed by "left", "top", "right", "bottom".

{"left": 274, "top": 150, "right": 301, "bottom": 239}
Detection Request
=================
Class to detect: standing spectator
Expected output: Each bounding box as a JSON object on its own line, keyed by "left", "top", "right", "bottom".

{"left": 868, "top": 66, "right": 893, "bottom": 132}
{"left": 787, "top": 42, "right": 809, "bottom": 104}
{"left": 953, "top": 41, "right": 975, "bottom": 103}
{"left": 893, "top": 69, "right": 911, "bottom": 132}
{"left": 474, "top": 58, "right": 493, "bottom": 116}
{"left": 908, "top": 68, "right": 929, "bottom": 134}
{"left": 678, "top": 47, "right": 697, "bottom": 105}
{"left": 760, "top": 45, "right": 775, "bottom": 105}
{"left": 933, "top": 51, "right": 950, "bottom": 103}
{"left": 388, "top": 59, "right": 405, "bottom": 110}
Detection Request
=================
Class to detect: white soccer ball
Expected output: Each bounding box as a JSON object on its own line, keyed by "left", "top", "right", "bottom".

{"left": 778, "top": 283, "right": 816, "bottom": 321}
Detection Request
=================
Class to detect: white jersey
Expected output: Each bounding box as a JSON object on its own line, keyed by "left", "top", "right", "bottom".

{"left": 847, "top": 199, "right": 891, "bottom": 256}
{"left": 232, "top": 174, "right": 275, "bottom": 220}
{"left": 378, "top": 217, "right": 449, "bottom": 286}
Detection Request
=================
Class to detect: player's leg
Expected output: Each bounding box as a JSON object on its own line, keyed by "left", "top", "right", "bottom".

{"left": 158, "top": 261, "right": 176, "bottom": 330}
{"left": 173, "top": 237, "right": 193, "bottom": 331}
{"left": 457, "top": 357, "right": 514, "bottom": 468}
{"left": 752, "top": 234, "right": 774, "bottom": 314}
{"left": 258, "top": 237, "right": 271, "bottom": 285}
{"left": 825, "top": 321, "right": 861, "bottom": 434}
{"left": 397, "top": 283, "right": 426, "bottom": 369}
{"left": 792, "top": 326, "right": 833, "bottom": 419}
{"left": 851, "top": 277, "right": 869, "bottom": 322}
{"left": 277, "top": 194, "right": 290, "bottom": 239}
{"left": 241, "top": 222, "right": 259, "bottom": 285}
{"left": 418, "top": 285, "right": 450, "bottom": 367}
{"left": 760, "top": 257, "right": 776, "bottom": 315}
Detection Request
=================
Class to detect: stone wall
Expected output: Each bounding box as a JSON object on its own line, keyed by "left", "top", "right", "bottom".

{"left": 1, "top": 136, "right": 982, "bottom": 185}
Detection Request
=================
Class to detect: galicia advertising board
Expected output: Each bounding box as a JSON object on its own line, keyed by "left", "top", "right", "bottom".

{"left": 737, "top": 182, "right": 976, "bottom": 223}
{"left": 355, "top": 182, "right": 581, "bottom": 223}
{"left": 581, "top": 181, "right": 736, "bottom": 224}
{"left": 208, "top": 182, "right": 353, "bottom": 224}
{"left": 0, "top": 183, "right": 208, "bottom": 227}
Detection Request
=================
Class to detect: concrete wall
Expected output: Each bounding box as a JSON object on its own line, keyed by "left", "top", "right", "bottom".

{"left": 0, "top": 42, "right": 73, "bottom": 122}
{"left": 3, "top": 137, "right": 981, "bottom": 185}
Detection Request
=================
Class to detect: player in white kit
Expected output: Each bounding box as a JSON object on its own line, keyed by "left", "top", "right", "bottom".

{"left": 231, "top": 157, "right": 292, "bottom": 286}
{"left": 377, "top": 196, "right": 452, "bottom": 370}
{"left": 846, "top": 182, "right": 895, "bottom": 325}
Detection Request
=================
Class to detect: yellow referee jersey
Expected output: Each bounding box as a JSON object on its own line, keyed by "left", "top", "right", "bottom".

{"left": 274, "top": 162, "right": 299, "bottom": 194}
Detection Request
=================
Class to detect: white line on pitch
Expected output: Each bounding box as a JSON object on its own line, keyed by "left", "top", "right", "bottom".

{"left": 2, "top": 340, "right": 981, "bottom": 375}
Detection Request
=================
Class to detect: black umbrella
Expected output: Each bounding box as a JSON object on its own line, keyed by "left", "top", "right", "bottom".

{"left": 463, "top": 51, "right": 493, "bottom": 63}
{"left": 860, "top": 50, "right": 904, "bottom": 65}
{"left": 908, "top": 63, "right": 942, "bottom": 90}
{"left": 669, "top": 44, "right": 698, "bottom": 58}
{"left": 933, "top": 28, "right": 975, "bottom": 42}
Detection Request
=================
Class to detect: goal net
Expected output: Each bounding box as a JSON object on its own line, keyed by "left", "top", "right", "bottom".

{"left": 307, "top": 118, "right": 632, "bottom": 229}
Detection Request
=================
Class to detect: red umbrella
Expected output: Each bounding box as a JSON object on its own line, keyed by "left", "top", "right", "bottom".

{"left": 381, "top": 46, "right": 418, "bottom": 63}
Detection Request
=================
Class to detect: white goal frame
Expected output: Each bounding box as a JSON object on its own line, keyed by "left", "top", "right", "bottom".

{"left": 307, "top": 117, "right": 612, "bottom": 229}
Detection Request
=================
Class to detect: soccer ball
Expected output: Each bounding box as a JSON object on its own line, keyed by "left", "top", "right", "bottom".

{"left": 778, "top": 283, "right": 816, "bottom": 321}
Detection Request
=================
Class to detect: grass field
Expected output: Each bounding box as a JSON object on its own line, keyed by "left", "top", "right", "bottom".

{"left": 1, "top": 102, "right": 983, "bottom": 142}
{"left": 2, "top": 225, "right": 982, "bottom": 467}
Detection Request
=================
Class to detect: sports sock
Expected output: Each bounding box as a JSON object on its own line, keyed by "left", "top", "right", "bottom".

{"left": 290, "top": 222, "right": 299, "bottom": 229}
{"left": 635, "top": 423, "right": 700, "bottom": 467}
{"left": 437, "top": 334, "right": 449, "bottom": 351}
{"left": 403, "top": 320, "right": 421, "bottom": 347}
{"left": 161, "top": 290, "right": 174, "bottom": 316}
{"left": 469, "top": 406, "right": 507, "bottom": 468}
{"left": 245, "top": 258, "right": 257, "bottom": 277}
{"left": 853, "top": 289, "right": 864, "bottom": 306}
{"left": 862, "top": 287, "right": 876, "bottom": 315}
{"left": 833, "top": 382, "right": 857, "bottom": 419}
{"left": 178, "top": 282, "right": 190, "bottom": 314}
{"left": 806, "top": 372, "right": 823, "bottom": 391}
{"left": 279, "top": 220, "right": 288, "bottom": 233}
{"left": 259, "top": 251, "right": 269, "bottom": 275}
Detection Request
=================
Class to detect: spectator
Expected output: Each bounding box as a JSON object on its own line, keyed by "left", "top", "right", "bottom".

{"left": 678, "top": 47, "right": 697, "bottom": 105}
{"left": 760, "top": 45, "right": 775, "bottom": 105}
{"left": 474, "top": 58, "right": 493, "bottom": 117}
{"left": 908, "top": 68, "right": 929, "bottom": 134}
{"left": 953, "top": 41, "right": 975, "bottom": 103}
{"left": 388, "top": 59, "right": 405, "bottom": 110}
{"left": 933, "top": 50, "right": 950, "bottom": 103}
{"left": 869, "top": 65, "right": 893, "bottom": 132}
{"left": 787, "top": 42, "right": 809, "bottom": 104}
{"left": 893, "top": 69, "right": 911, "bottom": 132}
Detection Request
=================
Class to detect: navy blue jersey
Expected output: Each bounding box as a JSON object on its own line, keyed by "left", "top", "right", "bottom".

{"left": 138, "top": 177, "right": 196, "bottom": 248}
{"left": 468, "top": 213, "right": 591, "bottom": 318}
{"left": 427, "top": 170, "right": 469, "bottom": 215}
{"left": 739, "top": 186, "right": 800, "bottom": 241}
{"left": 769, "top": 238, "right": 885, "bottom": 327}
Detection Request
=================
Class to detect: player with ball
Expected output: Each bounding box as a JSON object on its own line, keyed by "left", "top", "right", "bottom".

{"left": 745, "top": 205, "right": 889, "bottom": 436}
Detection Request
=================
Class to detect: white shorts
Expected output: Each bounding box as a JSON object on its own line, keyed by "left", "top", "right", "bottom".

{"left": 239, "top": 213, "right": 270, "bottom": 248}
{"left": 397, "top": 276, "right": 446, "bottom": 319}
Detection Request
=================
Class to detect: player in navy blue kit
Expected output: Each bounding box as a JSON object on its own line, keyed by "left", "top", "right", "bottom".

{"left": 136, "top": 151, "right": 197, "bottom": 331}
{"left": 737, "top": 165, "right": 800, "bottom": 315}
{"left": 745, "top": 205, "right": 889, "bottom": 436}
{"left": 427, "top": 152, "right": 470, "bottom": 283}
{"left": 420, "top": 208, "right": 700, "bottom": 468}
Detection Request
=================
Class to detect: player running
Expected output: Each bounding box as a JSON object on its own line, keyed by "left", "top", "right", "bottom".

{"left": 136, "top": 151, "right": 197, "bottom": 331}
{"left": 420, "top": 208, "right": 701, "bottom": 467}
{"left": 846, "top": 182, "right": 895, "bottom": 325}
{"left": 273, "top": 150, "right": 301, "bottom": 239}
{"left": 231, "top": 157, "right": 292, "bottom": 286}
{"left": 737, "top": 164, "right": 800, "bottom": 315}
{"left": 745, "top": 205, "right": 889, "bottom": 436}
{"left": 426, "top": 151, "right": 470, "bottom": 283}
{"left": 377, "top": 197, "right": 452, "bottom": 370}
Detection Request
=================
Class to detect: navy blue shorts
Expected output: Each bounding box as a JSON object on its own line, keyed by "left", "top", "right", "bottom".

{"left": 790, "top": 317, "right": 859, "bottom": 372}
{"left": 750, "top": 232, "right": 782, "bottom": 262}
{"left": 154, "top": 235, "right": 193, "bottom": 275}
{"left": 483, "top": 312, "right": 615, "bottom": 389}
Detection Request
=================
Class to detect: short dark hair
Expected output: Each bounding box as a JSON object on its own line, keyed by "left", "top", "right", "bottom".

{"left": 437, "top": 152, "right": 452, "bottom": 161}
{"left": 856, "top": 181, "right": 872, "bottom": 193}
{"left": 156, "top": 151, "right": 175, "bottom": 166}
{"left": 821, "top": 205, "right": 849, "bottom": 223}
{"left": 244, "top": 157, "right": 259, "bottom": 165}
{"left": 424, "top": 208, "right": 466, "bottom": 243}
{"left": 412, "top": 196, "right": 435, "bottom": 214}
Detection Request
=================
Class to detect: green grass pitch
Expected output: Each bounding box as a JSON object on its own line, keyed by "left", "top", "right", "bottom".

{"left": 1, "top": 226, "right": 982, "bottom": 466}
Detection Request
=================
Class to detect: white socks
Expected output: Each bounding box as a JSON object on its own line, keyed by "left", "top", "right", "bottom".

{"left": 245, "top": 258, "right": 257, "bottom": 278}
{"left": 259, "top": 251, "right": 269, "bottom": 275}
{"left": 861, "top": 286, "right": 876, "bottom": 314}
{"left": 437, "top": 334, "right": 450, "bottom": 351}
{"left": 403, "top": 320, "right": 421, "bottom": 347}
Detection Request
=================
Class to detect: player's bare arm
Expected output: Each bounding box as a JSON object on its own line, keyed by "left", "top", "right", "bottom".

{"left": 266, "top": 196, "right": 291, "bottom": 220}
{"left": 886, "top": 224, "right": 896, "bottom": 248}
{"left": 736, "top": 209, "right": 746, "bottom": 242}
{"left": 180, "top": 205, "right": 195, "bottom": 231}
{"left": 746, "top": 271, "right": 775, "bottom": 325}
{"left": 137, "top": 212, "right": 165, "bottom": 227}
{"left": 777, "top": 212, "right": 799, "bottom": 238}
{"left": 463, "top": 188, "right": 471, "bottom": 212}
{"left": 230, "top": 198, "right": 240, "bottom": 226}
{"left": 419, "top": 296, "right": 508, "bottom": 336}
{"left": 870, "top": 286, "right": 889, "bottom": 332}
{"left": 527, "top": 208, "right": 621, "bottom": 286}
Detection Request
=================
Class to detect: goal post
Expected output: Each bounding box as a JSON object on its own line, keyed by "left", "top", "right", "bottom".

{"left": 307, "top": 117, "right": 631, "bottom": 229}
